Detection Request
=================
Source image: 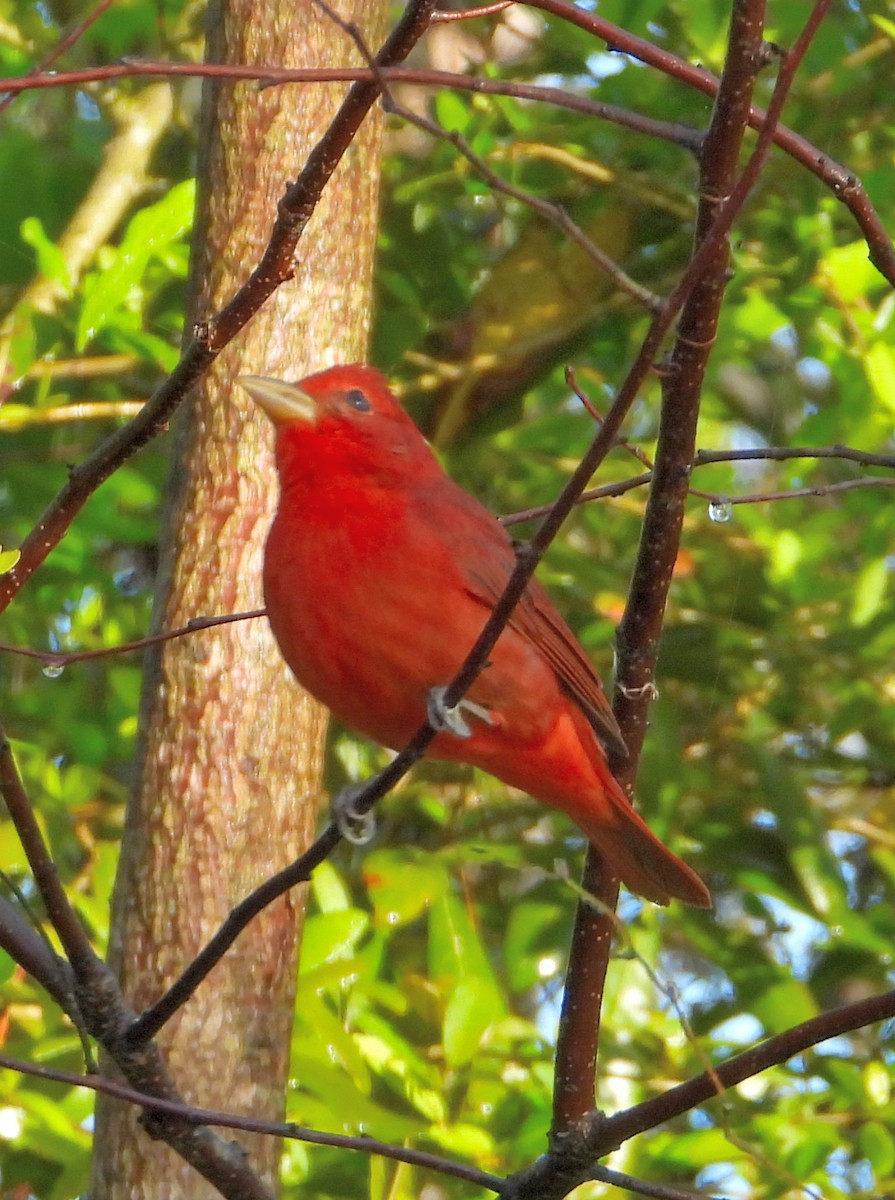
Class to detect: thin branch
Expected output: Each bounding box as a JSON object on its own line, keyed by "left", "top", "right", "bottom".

{"left": 590, "top": 1166, "right": 725, "bottom": 1200}
{"left": 526, "top": 0, "right": 895, "bottom": 285}
{"left": 0, "top": 609, "right": 265, "bottom": 668}
{"left": 723, "top": 476, "right": 895, "bottom": 505}
{"left": 0, "top": 1053, "right": 504, "bottom": 1192}
{"left": 0, "top": 62, "right": 707, "bottom": 151}
{"left": 554, "top": 0, "right": 773, "bottom": 1136}
{"left": 502, "top": 436, "right": 895, "bottom": 525}
{"left": 501, "top": 472, "right": 652, "bottom": 525}
{"left": 432, "top": 1, "right": 515, "bottom": 21}
{"left": 0, "top": 721, "right": 105, "bottom": 980}
{"left": 695, "top": 444, "right": 895, "bottom": 470}
{"left": 0, "top": 894, "right": 78, "bottom": 1014}
{"left": 383, "top": 95, "right": 660, "bottom": 310}
{"left": 0, "top": 0, "right": 114, "bottom": 115}
{"left": 595, "top": 986, "right": 895, "bottom": 1153}
{"left": 1, "top": 52, "right": 891, "bottom": 280}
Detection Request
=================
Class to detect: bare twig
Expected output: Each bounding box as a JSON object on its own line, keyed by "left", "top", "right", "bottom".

{"left": 0, "top": 721, "right": 105, "bottom": 980}
{"left": 0, "top": 0, "right": 114, "bottom": 115}
{"left": 722, "top": 476, "right": 895, "bottom": 505}
{"left": 0, "top": 1052, "right": 504, "bottom": 1191}
{"left": 0, "top": 894, "right": 77, "bottom": 1014}
{"left": 432, "top": 1, "right": 515, "bottom": 21}
{"left": 1, "top": 53, "right": 890, "bottom": 279}
{"left": 0, "top": 609, "right": 265, "bottom": 668}
{"left": 695, "top": 444, "right": 895, "bottom": 470}
{"left": 383, "top": 96, "right": 660, "bottom": 310}
{"left": 0, "top": 62, "right": 707, "bottom": 152}
{"left": 553, "top": 0, "right": 775, "bottom": 1136}
{"left": 526, "top": 0, "right": 895, "bottom": 284}
{"left": 596, "top": 986, "right": 895, "bottom": 1153}
{"left": 589, "top": 1168, "right": 724, "bottom": 1200}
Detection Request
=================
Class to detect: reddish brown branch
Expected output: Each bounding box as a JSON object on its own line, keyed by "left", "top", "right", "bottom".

{"left": 0, "top": 722, "right": 106, "bottom": 980}
{"left": 0, "top": 0, "right": 114, "bottom": 115}
{"left": 0, "top": 609, "right": 265, "bottom": 668}
{"left": 695, "top": 444, "right": 895, "bottom": 469}
{"left": 0, "top": 1052, "right": 504, "bottom": 1191}
{"left": 3, "top": 56, "right": 892, "bottom": 282}
{"left": 0, "top": 62, "right": 701, "bottom": 149}
{"left": 503, "top": 986, "right": 895, "bottom": 1198}
{"left": 553, "top": 0, "right": 775, "bottom": 1135}
{"left": 432, "top": 1, "right": 515, "bottom": 21}
{"left": 527, "top": 0, "right": 895, "bottom": 284}
{"left": 0, "top": 895, "right": 77, "bottom": 1014}
{"left": 596, "top": 986, "right": 895, "bottom": 1152}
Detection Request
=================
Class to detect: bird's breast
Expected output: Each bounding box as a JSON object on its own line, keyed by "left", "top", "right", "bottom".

{"left": 263, "top": 490, "right": 561, "bottom": 754}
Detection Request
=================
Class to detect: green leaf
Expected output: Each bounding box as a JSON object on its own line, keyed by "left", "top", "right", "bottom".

{"left": 0, "top": 546, "right": 21, "bottom": 574}
{"left": 443, "top": 976, "right": 500, "bottom": 1068}
{"left": 434, "top": 89, "right": 470, "bottom": 134}
{"left": 865, "top": 342, "right": 895, "bottom": 412}
{"left": 76, "top": 179, "right": 195, "bottom": 350}
{"left": 300, "top": 909, "right": 369, "bottom": 973}
{"left": 859, "top": 1121, "right": 895, "bottom": 1177}
{"left": 864, "top": 1061, "right": 892, "bottom": 1107}
{"left": 311, "top": 860, "right": 352, "bottom": 913}
{"left": 362, "top": 849, "right": 449, "bottom": 929}
{"left": 20, "top": 216, "right": 72, "bottom": 291}
{"left": 0, "top": 948, "right": 15, "bottom": 984}
{"left": 428, "top": 1121, "right": 496, "bottom": 1159}
{"left": 427, "top": 888, "right": 500, "bottom": 992}
{"left": 851, "top": 557, "right": 888, "bottom": 627}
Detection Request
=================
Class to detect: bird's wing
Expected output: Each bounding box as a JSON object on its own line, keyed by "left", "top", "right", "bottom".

{"left": 463, "top": 548, "right": 629, "bottom": 762}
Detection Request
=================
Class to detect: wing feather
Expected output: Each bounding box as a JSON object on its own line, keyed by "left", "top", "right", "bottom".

{"left": 465, "top": 556, "right": 629, "bottom": 762}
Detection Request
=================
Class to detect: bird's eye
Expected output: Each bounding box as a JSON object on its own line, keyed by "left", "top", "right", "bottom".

{"left": 346, "top": 388, "right": 372, "bottom": 413}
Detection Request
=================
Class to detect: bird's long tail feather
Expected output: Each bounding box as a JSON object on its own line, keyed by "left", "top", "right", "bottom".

{"left": 580, "top": 772, "right": 712, "bottom": 908}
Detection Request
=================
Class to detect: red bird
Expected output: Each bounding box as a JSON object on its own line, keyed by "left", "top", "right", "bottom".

{"left": 240, "top": 365, "right": 710, "bottom": 908}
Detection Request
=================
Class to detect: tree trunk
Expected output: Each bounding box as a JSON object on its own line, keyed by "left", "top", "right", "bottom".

{"left": 92, "top": 1, "right": 387, "bottom": 1194}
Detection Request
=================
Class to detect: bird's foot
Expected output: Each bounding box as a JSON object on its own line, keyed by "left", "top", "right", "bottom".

{"left": 332, "top": 784, "right": 376, "bottom": 845}
{"left": 427, "top": 687, "right": 496, "bottom": 739}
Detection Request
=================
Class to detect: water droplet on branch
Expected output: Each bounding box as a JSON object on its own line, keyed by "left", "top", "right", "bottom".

{"left": 708, "top": 499, "right": 733, "bottom": 523}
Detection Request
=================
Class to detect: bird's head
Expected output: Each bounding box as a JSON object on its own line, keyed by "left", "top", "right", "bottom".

{"left": 239, "top": 364, "right": 441, "bottom": 487}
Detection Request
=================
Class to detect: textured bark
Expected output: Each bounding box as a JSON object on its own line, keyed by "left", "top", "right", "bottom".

{"left": 92, "top": 1, "right": 388, "bottom": 1195}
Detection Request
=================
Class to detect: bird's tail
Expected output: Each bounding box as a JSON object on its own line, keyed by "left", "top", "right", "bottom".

{"left": 578, "top": 771, "right": 712, "bottom": 908}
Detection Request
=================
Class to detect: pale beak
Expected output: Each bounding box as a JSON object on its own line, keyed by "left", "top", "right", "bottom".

{"left": 237, "top": 376, "right": 317, "bottom": 425}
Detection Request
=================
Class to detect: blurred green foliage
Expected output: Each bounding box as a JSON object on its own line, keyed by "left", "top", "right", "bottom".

{"left": 1, "top": 2, "right": 894, "bottom": 1198}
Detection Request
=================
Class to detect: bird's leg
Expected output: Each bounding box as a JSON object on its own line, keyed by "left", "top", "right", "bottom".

{"left": 331, "top": 784, "right": 376, "bottom": 845}
{"left": 427, "top": 687, "right": 496, "bottom": 739}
